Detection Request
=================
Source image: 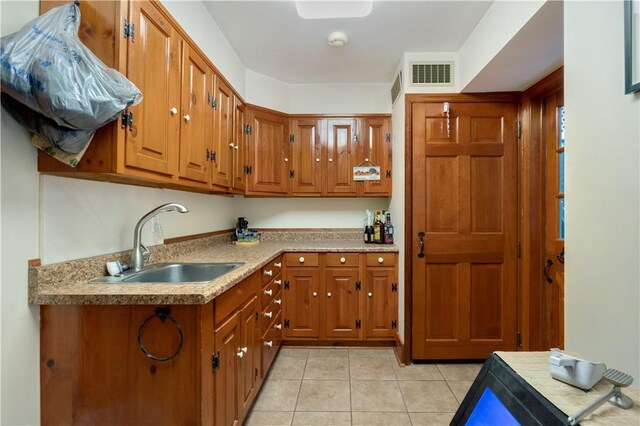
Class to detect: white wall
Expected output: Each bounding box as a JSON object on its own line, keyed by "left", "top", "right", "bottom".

{"left": 564, "top": 1, "right": 640, "bottom": 381}
{"left": 245, "top": 69, "right": 289, "bottom": 112}
{"left": 288, "top": 83, "right": 390, "bottom": 114}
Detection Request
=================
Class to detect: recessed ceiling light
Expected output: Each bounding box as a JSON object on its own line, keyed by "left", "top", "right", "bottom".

{"left": 296, "top": 1, "right": 373, "bottom": 20}
{"left": 328, "top": 31, "right": 349, "bottom": 47}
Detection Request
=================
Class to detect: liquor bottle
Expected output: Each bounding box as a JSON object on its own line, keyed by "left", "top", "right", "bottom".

{"left": 373, "top": 211, "right": 382, "bottom": 243}
{"left": 379, "top": 211, "right": 387, "bottom": 244}
{"left": 384, "top": 212, "right": 394, "bottom": 244}
{"left": 364, "top": 210, "right": 374, "bottom": 244}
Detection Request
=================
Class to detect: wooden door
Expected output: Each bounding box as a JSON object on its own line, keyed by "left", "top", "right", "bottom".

{"left": 248, "top": 109, "right": 288, "bottom": 194}
{"left": 212, "top": 78, "right": 233, "bottom": 189}
{"left": 543, "top": 92, "right": 565, "bottom": 349}
{"left": 411, "top": 102, "right": 518, "bottom": 359}
{"left": 324, "top": 268, "right": 360, "bottom": 339}
{"left": 232, "top": 96, "right": 247, "bottom": 191}
{"left": 214, "top": 312, "right": 240, "bottom": 426}
{"left": 291, "top": 118, "right": 323, "bottom": 194}
{"left": 179, "top": 44, "right": 211, "bottom": 185}
{"left": 327, "top": 119, "right": 358, "bottom": 194}
{"left": 125, "top": 0, "right": 179, "bottom": 178}
{"left": 361, "top": 117, "right": 392, "bottom": 195}
{"left": 283, "top": 269, "right": 320, "bottom": 338}
{"left": 364, "top": 268, "right": 397, "bottom": 339}
{"left": 238, "top": 296, "right": 259, "bottom": 423}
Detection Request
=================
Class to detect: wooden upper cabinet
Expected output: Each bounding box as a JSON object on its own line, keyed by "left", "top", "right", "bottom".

{"left": 232, "top": 97, "right": 247, "bottom": 191}
{"left": 360, "top": 117, "right": 392, "bottom": 195}
{"left": 290, "top": 119, "right": 323, "bottom": 194}
{"left": 327, "top": 119, "right": 358, "bottom": 194}
{"left": 247, "top": 108, "right": 289, "bottom": 194}
{"left": 212, "top": 78, "right": 233, "bottom": 189}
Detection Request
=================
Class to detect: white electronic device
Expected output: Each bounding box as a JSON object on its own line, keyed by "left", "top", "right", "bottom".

{"left": 549, "top": 348, "right": 607, "bottom": 390}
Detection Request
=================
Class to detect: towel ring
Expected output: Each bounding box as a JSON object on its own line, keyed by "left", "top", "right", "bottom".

{"left": 138, "top": 307, "right": 184, "bottom": 362}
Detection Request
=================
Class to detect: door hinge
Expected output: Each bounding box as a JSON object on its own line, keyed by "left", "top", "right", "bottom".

{"left": 244, "top": 165, "right": 253, "bottom": 175}
{"left": 255, "top": 311, "right": 259, "bottom": 321}
{"left": 123, "top": 19, "right": 135, "bottom": 42}
{"left": 355, "top": 319, "right": 361, "bottom": 329}
{"left": 289, "top": 134, "right": 295, "bottom": 142}
{"left": 248, "top": 124, "right": 252, "bottom": 135}
{"left": 386, "top": 133, "right": 391, "bottom": 142}
{"left": 206, "top": 148, "right": 211, "bottom": 162}
{"left": 391, "top": 320, "right": 397, "bottom": 329}
{"left": 353, "top": 134, "right": 360, "bottom": 143}
{"left": 289, "top": 169, "right": 295, "bottom": 178}
{"left": 212, "top": 98, "right": 217, "bottom": 109}
{"left": 284, "top": 280, "right": 290, "bottom": 290}
{"left": 517, "top": 242, "right": 522, "bottom": 258}
{"left": 516, "top": 121, "right": 522, "bottom": 139}
{"left": 516, "top": 331, "right": 522, "bottom": 348}
{"left": 284, "top": 319, "right": 290, "bottom": 328}
{"left": 120, "top": 111, "right": 133, "bottom": 131}
{"left": 355, "top": 281, "right": 361, "bottom": 291}
{"left": 391, "top": 283, "right": 397, "bottom": 292}
{"left": 245, "top": 124, "right": 252, "bottom": 135}
{"left": 386, "top": 170, "right": 391, "bottom": 178}
{"left": 255, "top": 367, "right": 259, "bottom": 380}
{"left": 211, "top": 151, "right": 216, "bottom": 162}
{"left": 211, "top": 352, "right": 220, "bottom": 371}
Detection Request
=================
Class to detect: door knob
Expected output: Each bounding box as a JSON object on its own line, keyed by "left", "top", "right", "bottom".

{"left": 368, "top": 292, "right": 373, "bottom": 297}
{"left": 170, "top": 107, "right": 178, "bottom": 115}
{"left": 264, "top": 289, "right": 273, "bottom": 296}
{"left": 264, "top": 311, "right": 273, "bottom": 318}
{"left": 417, "top": 232, "right": 425, "bottom": 258}
{"left": 264, "top": 341, "right": 273, "bottom": 347}
{"left": 183, "top": 114, "right": 190, "bottom": 122}
{"left": 340, "top": 257, "right": 346, "bottom": 263}
{"left": 275, "top": 299, "right": 282, "bottom": 305}
{"left": 327, "top": 292, "right": 332, "bottom": 297}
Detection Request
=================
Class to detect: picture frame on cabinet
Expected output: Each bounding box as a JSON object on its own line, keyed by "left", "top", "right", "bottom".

{"left": 625, "top": 0, "right": 640, "bottom": 93}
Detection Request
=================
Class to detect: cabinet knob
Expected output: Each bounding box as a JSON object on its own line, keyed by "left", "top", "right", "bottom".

{"left": 327, "top": 292, "right": 332, "bottom": 297}
{"left": 264, "top": 341, "right": 273, "bottom": 347}
{"left": 329, "top": 158, "right": 333, "bottom": 162}
{"left": 170, "top": 107, "right": 178, "bottom": 115}
{"left": 274, "top": 262, "right": 282, "bottom": 268}
{"left": 368, "top": 292, "right": 373, "bottom": 297}
{"left": 316, "top": 158, "right": 320, "bottom": 162}
{"left": 264, "top": 270, "right": 273, "bottom": 276}
{"left": 275, "top": 279, "right": 282, "bottom": 286}
{"left": 274, "top": 323, "right": 282, "bottom": 330}
{"left": 378, "top": 257, "right": 384, "bottom": 264}
{"left": 284, "top": 158, "right": 289, "bottom": 162}
{"left": 299, "top": 256, "right": 305, "bottom": 263}
{"left": 229, "top": 143, "right": 235, "bottom": 148}
{"left": 264, "top": 289, "right": 273, "bottom": 296}
{"left": 241, "top": 346, "right": 248, "bottom": 353}
{"left": 264, "top": 311, "right": 273, "bottom": 318}
{"left": 312, "top": 292, "right": 317, "bottom": 297}
{"left": 237, "top": 350, "right": 244, "bottom": 358}
{"left": 183, "top": 114, "right": 190, "bottom": 122}
{"left": 340, "top": 257, "right": 346, "bottom": 264}
{"left": 233, "top": 144, "right": 239, "bottom": 150}
{"left": 275, "top": 299, "right": 282, "bottom": 305}
{"left": 365, "top": 157, "right": 370, "bottom": 162}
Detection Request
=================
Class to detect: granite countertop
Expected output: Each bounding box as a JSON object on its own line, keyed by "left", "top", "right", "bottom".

{"left": 29, "top": 231, "right": 398, "bottom": 306}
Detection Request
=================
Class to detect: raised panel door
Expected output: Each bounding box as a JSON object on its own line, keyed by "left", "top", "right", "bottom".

{"left": 291, "top": 119, "right": 323, "bottom": 194}
{"left": 248, "top": 109, "right": 289, "bottom": 194}
{"left": 364, "top": 268, "right": 396, "bottom": 339}
{"left": 179, "top": 44, "right": 211, "bottom": 185}
{"left": 283, "top": 268, "right": 320, "bottom": 338}
{"left": 324, "top": 268, "right": 360, "bottom": 339}
{"left": 361, "top": 118, "right": 392, "bottom": 195}
{"left": 125, "top": 0, "right": 179, "bottom": 178}
{"left": 212, "top": 78, "right": 233, "bottom": 189}
{"left": 214, "top": 312, "right": 240, "bottom": 426}
{"left": 327, "top": 119, "right": 357, "bottom": 194}
{"left": 232, "top": 97, "right": 246, "bottom": 191}
{"left": 238, "top": 296, "right": 259, "bottom": 423}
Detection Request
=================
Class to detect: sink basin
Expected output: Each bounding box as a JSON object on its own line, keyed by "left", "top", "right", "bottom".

{"left": 91, "top": 262, "right": 244, "bottom": 284}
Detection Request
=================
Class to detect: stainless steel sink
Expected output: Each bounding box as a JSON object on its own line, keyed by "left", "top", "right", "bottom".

{"left": 91, "top": 262, "right": 244, "bottom": 284}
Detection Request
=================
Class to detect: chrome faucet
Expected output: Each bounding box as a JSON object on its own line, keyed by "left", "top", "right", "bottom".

{"left": 132, "top": 203, "right": 189, "bottom": 271}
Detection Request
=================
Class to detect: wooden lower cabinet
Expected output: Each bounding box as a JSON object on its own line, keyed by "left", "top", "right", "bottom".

{"left": 364, "top": 267, "right": 398, "bottom": 339}
{"left": 282, "top": 267, "right": 321, "bottom": 339}
{"left": 214, "top": 310, "right": 241, "bottom": 426}
{"left": 324, "top": 267, "right": 360, "bottom": 339}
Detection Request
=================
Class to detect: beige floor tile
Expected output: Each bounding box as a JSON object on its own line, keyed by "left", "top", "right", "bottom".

{"left": 291, "top": 411, "right": 351, "bottom": 425}
{"left": 435, "top": 363, "right": 482, "bottom": 381}
{"left": 399, "top": 381, "right": 459, "bottom": 413}
{"left": 303, "top": 356, "right": 349, "bottom": 380}
{"left": 245, "top": 411, "right": 294, "bottom": 426}
{"left": 307, "top": 348, "right": 349, "bottom": 358}
{"left": 349, "top": 348, "right": 393, "bottom": 358}
{"left": 408, "top": 412, "right": 455, "bottom": 425}
{"left": 351, "top": 380, "right": 407, "bottom": 412}
{"left": 253, "top": 380, "right": 301, "bottom": 412}
{"left": 394, "top": 363, "right": 444, "bottom": 381}
{"left": 279, "top": 348, "right": 309, "bottom": 358}
{"left": 350, "top": 356, "right": 397, "bottom": 380}
{"left": 296, "top": 380, "right": 351, "bottom": 412}
{"left": 269, "top": 356, "right": 307, "bottom": 380}
{"left": 352, "top": 411, "right": 412, "bottom": 425}
{"left": 447, "top": 380, "right": 473, "bottom": 403}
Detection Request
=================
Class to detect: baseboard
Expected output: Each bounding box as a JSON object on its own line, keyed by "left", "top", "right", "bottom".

{"left": 394, "top": 331, "right": 409, "bottom": 366}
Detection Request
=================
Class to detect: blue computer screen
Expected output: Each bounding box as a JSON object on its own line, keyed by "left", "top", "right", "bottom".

{"left": 465, "top": 387, "right": 521, "bottom": 426}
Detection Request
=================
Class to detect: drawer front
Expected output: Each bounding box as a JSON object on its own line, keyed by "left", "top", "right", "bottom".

{"left": 284, "top": 253, "right": 319, "bottom": 267}
{"left": 326, "top": 253, "right": 359, "bottom": 267}
{"left": 261, "top": 280, "right": 278, "bottom": 308}
{"left": 261, "top": 311, "right": 282, "bottom": 377}
{"left": 261, "top": 293, "right": 282, "bottom": 331}
{"left": 215, "top": 270, "right": 260, "bottom": 325}
{"left": 365, "top": 252, "right": 396, "bottom": 267}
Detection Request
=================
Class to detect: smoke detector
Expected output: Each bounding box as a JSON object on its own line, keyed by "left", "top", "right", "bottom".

{"left": 328, "top": 32, "right": 348, "bottom": 48}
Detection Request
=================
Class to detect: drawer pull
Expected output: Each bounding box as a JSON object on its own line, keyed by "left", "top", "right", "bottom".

{"left": 264, "top": 341, "right": 273, "bottom": 347}
{"left": 340, "top": 257, "right": 346, "bottom": 264}
{"left": 327, "top": 292, "right": 332, "bottom": 297}
{"left": 274, "top": 262, "right": 282, "bottom": 268}
{"left": 275, "top": 279, "right": 282, "bottom": 286}
{"left": 299, "top": 256, "right": 305, "bottom": 263}
{"left": 241, "top": 346, "right": 248, "bottom": 353}
{"left": 274, "top": 323, "right": 282, "bottom": 330}
{"left": 312, "top": 292, "right": 317, "bottom": 297}
{"left": 264, "top": 270, "right": 273, "bottom": 276}
{"left": 237, "top": 350, "right": 244, "bottom": 358}
{"left": 316, "top": 158, "right": 320, "bottom": 162}
{"left": 368, "top": 292, "right": 373, "bottom": 297}
{"left": 378, "top": 257, "right": 384, "bottom": 264}
{"left": 264, "top": 311, "right": 273, "bottom": 318}
{"left": 274, "top": 299, "right": 282, "bottom": 305}
{"left": 183, "top": 114, "right": 190, "bottom": 122}
{"left": 264, "top": 289, "right": 273, "bottom": 296}
{"left": 170, "top": 107, "right": 178, "bottom": 115}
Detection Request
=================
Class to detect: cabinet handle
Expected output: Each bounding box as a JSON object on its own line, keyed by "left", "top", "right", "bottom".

{"left": 284, "top": 157, "right": 289, "bottom": 162}
{"left": 368, "top": 292, "right": 373, "bottom": 297}
{"left": 241, "top": 346, "right": 248, "bottom": 353}
{"left": 170, "top": 107, "right": 178, "bottom": 115}
{"left": 229, "top": 143, "right": 235, "bottom": 148}
{"left": 264, "top": 311, "right": 273, "bottom": 318}
{"left": 329, "top": 158, "right": 333, "bottom": 162}
{"left": 275, "top": 262, "right": 282, "bottom": 268}
{"left": 274, "top": 299, "right": 282, "bottom": 305}
{"left": 264, "top": 289, "right": 273, "bottom": 296}
{"left": 299, "top": 256, "right": 305, "bottom": 263}
{"left": 312, "top": 292, "right": 318, "bottom": 297}
{"left": 237, "top": 350, "right": 244, "bottom": 358}
{"left": 264, "top": 341, "right": 273, "bottom": 347}
{"left": 264, "top": 270, "right": 273, "bottom": 276}
{"left": 378, "top": 257, "right": 384, "bottom": 264}
{"left": 340, "top": 257, "right": 346, "bottom": 264}
{"left": 316, "top": 158, "right": 320, "bottom": 162}
{"left": 274, "top": 323, "right": 282, "bottom": 330}
{"left": 233, "top": 144, "right": 239, "bottom": 150}
{"left": 275, "top": 279, "right": 282, "bottom": 286}
{"left": 327, "top": 292, "right": 332, "bottom": 297}
{"left": 183, "top": 114, "right": 190, "bottom": 122}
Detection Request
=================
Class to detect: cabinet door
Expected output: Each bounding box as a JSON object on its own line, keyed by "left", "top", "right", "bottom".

{"left": 361, "top": 117, "right": 392, "bottom": 195}
{"left": 125, "top": 0, "right": 179, "bottom": 178}
{"left": 232, "top": 96, "right": 246, "bottom": 191}
{"left": 179, "top": 43, "right": 211, "bottom": 185}
{"left": 212, "top": 78, "right": 233, "bottom": 189}
{"left": 324, "top": 267, "right": 360, "bottom": 339}
{"left": 248, "top": 109, "right": 289, "bottom": 194}
{"left": 238, "top": 296, "right": 259, "bottom": 423}
{"left": 364, "top": 268, "right": 397, "bottom": 339}
{"left": 327, "top": 119, "right": 358, "bottom": 194}
{"left": 291, "top": 119, "right": 323, "bottom": 194}
{"left": 214, "top": 312, "right": 240, "bottom": 426}
{"left": 283, "top": 268, "right": 321, "bottom": 338}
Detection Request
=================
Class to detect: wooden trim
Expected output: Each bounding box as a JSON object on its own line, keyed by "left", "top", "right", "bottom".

{"left": 289, "top": 113, "right": 391, "bottom": 119}
{"left": 394, "top": 331, "right": 407, "bottom": 366}
{"left": 246, "top": 103, "right": 288, "bottom": 117}
{"left": 163, "top": 229, "right": 234, "bottom": 245}
{"left": 403, "top": 95, "right": 413, "bottom": 365}
{"left": 523, "top": 67, "right": 563, "bottom": 98}
{"left": 28, "top": 258, "right": 42, "bottom": 268}
{"left": 405, "top": 92, "right": 521, "bottom": 104}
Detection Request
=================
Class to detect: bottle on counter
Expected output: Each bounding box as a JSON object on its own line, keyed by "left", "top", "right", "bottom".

{"left": 384, "top": 212, "right": 394, "bottom": 244}
{"left": 379, "top": 211, "right": 387, "bottom": 244}
{"left": 373, "top": 211, "right": 382, "bottom": 243}
{"left": 364, "top": 210, "right": 374, "bottom": 244}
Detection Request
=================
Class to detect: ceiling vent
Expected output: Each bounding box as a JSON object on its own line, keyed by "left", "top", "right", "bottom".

{"left": 411, "top": 62, "right": 454, "bottom": 86}
{"left": 391, "top": 71, "right": 403, "bottom": 105}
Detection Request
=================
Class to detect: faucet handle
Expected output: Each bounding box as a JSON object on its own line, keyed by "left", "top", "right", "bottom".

{"left": 140, "top": 244, "right": 151, "bottom": 262}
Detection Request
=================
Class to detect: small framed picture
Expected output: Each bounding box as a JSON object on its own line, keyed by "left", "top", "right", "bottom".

{"left": 625, "top": 0, "right": 640, "bottom": 93}
{"left": 353, "top": 166, "right": 381, "bottom": 181}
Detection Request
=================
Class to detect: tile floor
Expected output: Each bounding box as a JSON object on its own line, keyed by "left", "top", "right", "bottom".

{"left": 245, "top": 347, "right": 482, "bottom": 426}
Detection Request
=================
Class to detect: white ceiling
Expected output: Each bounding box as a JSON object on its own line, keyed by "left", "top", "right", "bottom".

{"left": 203, "top": 1, "right": 493, "bottom": 83}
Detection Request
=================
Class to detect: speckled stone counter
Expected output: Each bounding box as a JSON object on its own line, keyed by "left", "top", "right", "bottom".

{"left": 29, "top": 231, "right": 398, "bottom": 305}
